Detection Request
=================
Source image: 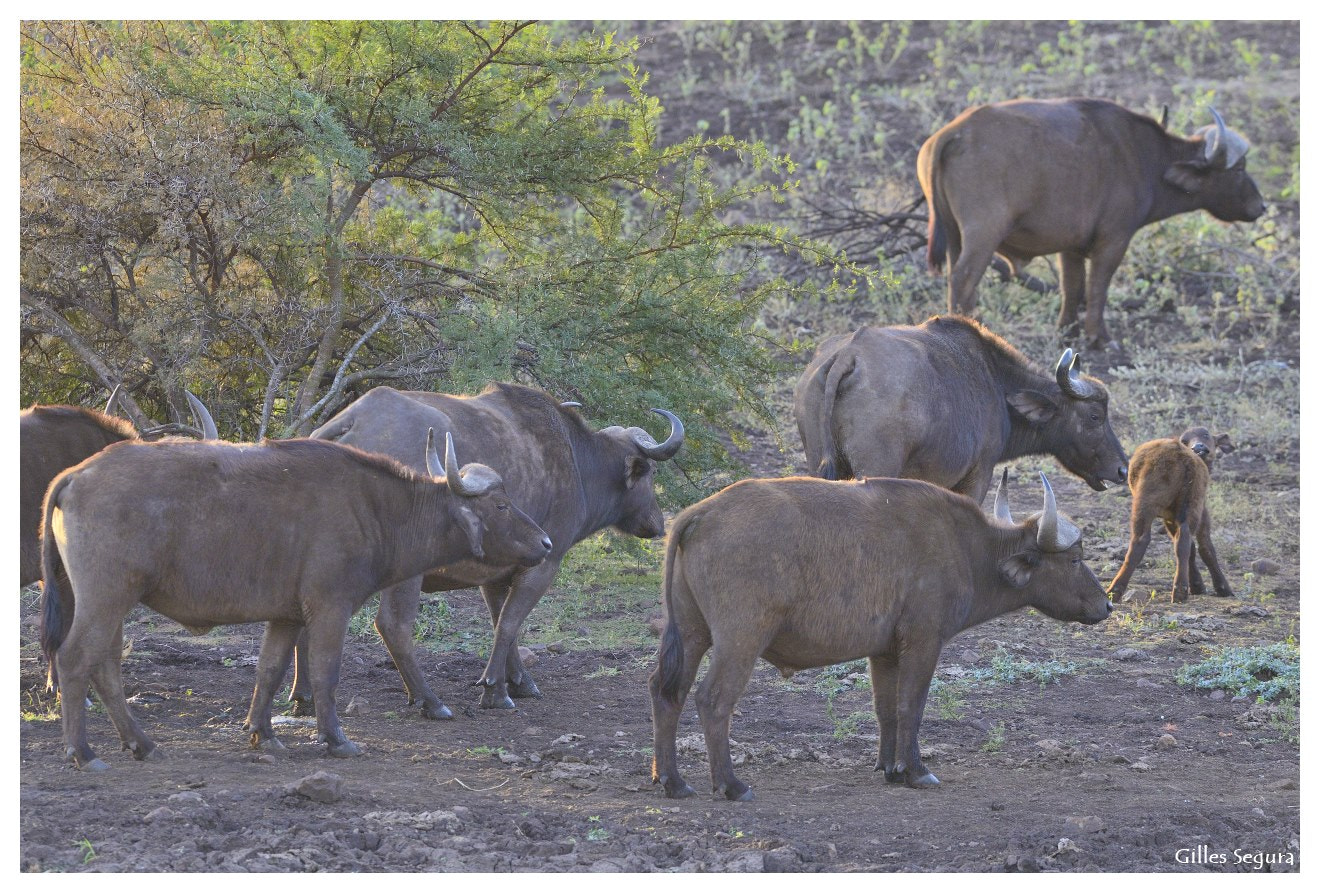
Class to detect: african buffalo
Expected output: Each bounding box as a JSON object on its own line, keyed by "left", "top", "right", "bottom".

{"left": 918, "top": 98, "right": 1265, "bottom": 351}
{"left": 19, "top": 391, "right": 217, "bottom": 586}
{"left": 650, "top": 471, "right": 1111, "bottom": 801}
{"left": 1108, "top": 426, "right": 1236, "bottom": 603}
{"left": 39, "top": 431, "right": 551, "bottom": 770}
{"left": 794, "top": 315, "right": 1127, "bottom": 501}
{"left": 305, "top": 382, "right": 684, "bottom": 713}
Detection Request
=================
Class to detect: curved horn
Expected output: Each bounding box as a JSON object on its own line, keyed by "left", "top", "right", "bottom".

{"left": 560, "top": 401, "right": 582, "bottom": 409}
{"left": 1204, "top": 107, "right": 1229, "bottom": 167}
{"left": 993, "top": 468, "right": 1013, "bottom": 524}
{"left": 104, "top": 383, "right": 122, "bottom": 416}
{"left": 439, "top": 429, "right": 498, "bottom": 497}
{"left": 1054, "top": 349, "right": 1097, "bottom": 401}
{"left": 1036, "top": 472, "right": 1081, "bottom": 553}
{"left": 184, "top": 391, "right": 218, "bottom": 440}
{"left": 633, "top": 408, "right": 685, "bottom": 461}
{"left": 1159, "top": 104, "right": 1169, "bottom": 131}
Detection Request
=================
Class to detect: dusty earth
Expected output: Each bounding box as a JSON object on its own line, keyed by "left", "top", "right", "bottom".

{"left": 15, "top": 20, "right": 1300, "bottom": 876}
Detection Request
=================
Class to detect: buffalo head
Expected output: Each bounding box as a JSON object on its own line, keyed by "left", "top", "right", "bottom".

{"left": 426, "top": 429, "right": 552, "bottom": 567}
{"left": 1165, "top": 107, "right": 1266, "bottom": 223}
{"left": 998, "top": 472, "right": 1112, "bottom": 625}
{"left": 1006, "top": 349, "right": 1128, "bottom": 492}
{"left": 597, "top": 408, "right": 685, "bottom": 539}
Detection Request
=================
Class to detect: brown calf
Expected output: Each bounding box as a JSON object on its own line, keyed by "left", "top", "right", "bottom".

{"left": 1108, "top": 427, "right": 1235, "bottom": 602}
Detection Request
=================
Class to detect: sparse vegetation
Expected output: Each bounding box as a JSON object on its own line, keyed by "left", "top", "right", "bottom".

{"left": 1176, "top": 643, "right": 1300, "bottom": 704}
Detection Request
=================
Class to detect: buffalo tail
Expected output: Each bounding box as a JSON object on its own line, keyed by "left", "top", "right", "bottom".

{"left": 38, "top": 473, "right": 73, "bottom": 690}
{"left": 655, "top": 515, "right": 691, "bottom": 704}
{"left": 927, "top": 208, "right": 947, "bottom": 274}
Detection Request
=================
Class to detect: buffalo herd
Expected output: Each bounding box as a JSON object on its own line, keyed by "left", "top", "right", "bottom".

{"left": 24, "top": 98, "right": 1260, "bottom": 799}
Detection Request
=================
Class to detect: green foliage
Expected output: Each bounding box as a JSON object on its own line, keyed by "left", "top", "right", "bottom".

{"left": 1175, "top": 643, "right": 1299, "bottom": 703}
{"left": 981, "top": 721, "right": 1007, "bottom": 753}
{"left": 20, "top": 20, "right": 856, "bottom": 486}
{"left": 970, "top": 647, "right": 1081, "bottom": 688}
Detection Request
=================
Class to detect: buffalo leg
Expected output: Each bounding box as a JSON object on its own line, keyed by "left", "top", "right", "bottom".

{"left": 1164, "top": 519, "right": 1206, "bottom": 594}
{"left": 89, "top": 621, "right": 158, "bottom": 761}
{"left": 1081, "top": 238, "right": 1131, "bottom": 351}
{"left": 244, "top": 619, "right": 301, "bottom": 751}
{"left": 374, "top": 577, "right": 453, "bottom": 719}
{"left": 476, "top": 560, "right": 560, "bottom": 709}
{"left": 1171, "top": 522, "right": 1195, "bottom": 603}
{"left": 1194, "top": 510, "right": 1235, "bottom": 598}
{"left": 1109, "top": 506, "right": 1155, "bottom": 601}
{"left": 53, "top": 611, "right": 120, "bottom": 771}
{"left": 649, "top": 628, "right": 710, "bottom": 800}
{"left": 480, "top": 576, "right": 542, "bottom": 700}
{"left": 305, "top": 606, "right": 360, "bottom": 757}
{"left": 694, "top": 642, "right": 761, "bottom": 801}
{"left": 868, "top": 653, "right": 899, "bottom": 777}
{"left": 288, "top": 627, "right": 316, "bottom": 716}
{"left": 947, "top": 244, "right": 998, "bottom": 316}
{"left": 1058, "top": 250, "right": 1087, "bottom": 341}
{"left": 892, "top": 639, "right": 941, "bottom": 788}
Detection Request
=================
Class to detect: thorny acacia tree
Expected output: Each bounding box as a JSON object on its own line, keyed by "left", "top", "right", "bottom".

{"left": 20, "top": 21, "right": 858, "bottom": 481}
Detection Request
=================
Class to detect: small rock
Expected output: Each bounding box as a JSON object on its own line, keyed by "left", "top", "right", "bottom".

{"left": 1110, "top": 754, "right": 1131, "bottom": 765}
{"left": 288, "top": 770, "right": 345, "bottom": 803}
{"left": 1209, "top": 690, "right": 1226, "bottom": 701}
{"left": 1130, "top": 761, "right": 1152, "bottom": 772}
{"left": 1252, "top": 807, "right": 1268, "bottom": 819}
{"left": 1250, "top": 558, "right": 1281, "bottom": 575}
{"left": 143, "top": 806, "right": 177, "bottom": 824}
{"left": 1065, "top": 816, "right": 1105, "bottom": 834}
{"left": 1006, "top": 853, "right": 1040, "bottom": 872}
{"left": 550, "top": 733, "right": 585, "bottom": 746}
{"left": 517, "top": 646, "right": 538, "bottom": 668}
{"left": 545, "top": 641, "right": 567, "bottom": 654}
{"left": 1036, "top": 738, "right": 1065, "bottom": 752}
{"left": 342, "top": 696, "right": 366, "bottom": 717}
{"left": 167, "top": 791, "right": 208, "bottom": 807}
{"left": 1112, "top": 647, "right": 1146, "bottom": 661}
{"left": 1135, "top": 678, "right": 1162, "bottom": 689}
{"left": 1156, "top": 733, "right": 1178, "bottom": 749}
{"left": 1229, "top": 604, "right": 1269, "bottom": 618}
{"left": 725, "top": 851, "right": 766, "bottom": 872}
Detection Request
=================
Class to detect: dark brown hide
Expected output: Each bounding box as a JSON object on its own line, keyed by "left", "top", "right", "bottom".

{"left": 1108, "top": 427, "right": 1236, "bottom": 602}
{"left": 20, "top": 406, "right": 135, "bottom": 586}
{"left": 648, "top": 473, "right": 1111, "bottom": 800}
{"left": 794, "top": 315, "right": 1128, "bottom": 501}
{"left": 20, "top": 394, "right": 218, "bottom": 587}
{"left": 918, "top": 99, "right": 1265, "bottom": 350}
{"left": 39, "top": 436, "right": 550, "bottom": 770}
{"left": 306, "top": 383, "right": 684, "bottom": 713}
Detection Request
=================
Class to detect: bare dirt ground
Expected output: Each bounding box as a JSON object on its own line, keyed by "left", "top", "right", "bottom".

{"left": 16, "top": 20, "right": 1300, "bottom": 875}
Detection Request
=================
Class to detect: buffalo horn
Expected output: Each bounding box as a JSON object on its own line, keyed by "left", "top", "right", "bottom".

{"left": 1203, "top": 108, "right": 1250, "bottom": 169}
{"left": 1054, "top": 349, "right": 1097, "bottom": 401}
{"left": 104, "top": 383, "right": 122, "bottom": 416}
{"left": 560, "top": 401, "right": 582, "bottom": 409}
{"left": 1036, "top": 473, "right": 1081, "bottom": 553}
{"left": 632, "top": 408, "right": 685, "bottom": 461}
{"left": 993, "top": 468, "right": 1013, "bottom": 524}
{"left": 185, "top": 391, "right": 219, "bottom": 440}
{"left": 437, "top": 429, "right": 499, "bottom": 497}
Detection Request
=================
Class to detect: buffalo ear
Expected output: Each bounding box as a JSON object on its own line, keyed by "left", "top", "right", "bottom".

{"left": 1007, "top": 390, "right": 1058, "bottom": 424}
{"left": 456, "top": 505, "right": 485, "bottom": 559}
{"left": 1163, "top": 161, "right": 1206, "bottom": 194}
{"left": 623, "top": 455, "right": 648, "bottom": 490}
{"left": 998, "top": 551, "right": 1039, "bottom": 588}
{"left": 1215, "top": 433, "right": 1235, "bottom": 455}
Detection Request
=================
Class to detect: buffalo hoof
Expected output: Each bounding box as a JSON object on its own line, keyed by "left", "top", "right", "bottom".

{"left": 257, "top": 736, "right": 287, "bottom": 753}
{"left": 882, "top": 766, "right": 905, "bottom": 784}
{"left": 508, "top": 678, "right": 543, "bottom": 700}
{"left": 79, "top": 757, "right": 112, "bottom": 773}
{"left": 1212, "top": 589, "right": 1236, "bottom": 599}
{"left": 289, "top": 697, "right": 315, "bottom": 718}
{"left": 421, "top": 701, "right": 454, "bottom": 721}
{"left": 479, "top": 688, "right": 516, "bottom": 710}
{"left": 326, "top": 739, "right": 363, "bottom": 758}
{"left": 134, "top": 744, "right": 164, "bottom": 762}
{"left": 907, "top": 771, "right": 940, "bottom": 789}
{"left": 1172, "top": 589, "right": 1190, "bottom": 604}
{"left": 716, "top": 781, "right": 754, "bottom": 802}
{"left": 1191, "top": 581, "right": 1207, "bottom": 596}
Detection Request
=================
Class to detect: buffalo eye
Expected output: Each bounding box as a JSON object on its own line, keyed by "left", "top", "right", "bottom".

{"left": 497, "top": 503, "right": 510, "bottom": 512}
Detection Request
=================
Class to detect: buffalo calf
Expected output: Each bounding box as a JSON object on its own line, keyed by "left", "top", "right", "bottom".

{"left": 1108, "top": 427, "right": 1236, "bottom": 602}
{"left": 40, "top": 432, "right": 551, "bottom": 771}
{"left": 649, "top": 471, "right": 1111, "bottom": 801}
